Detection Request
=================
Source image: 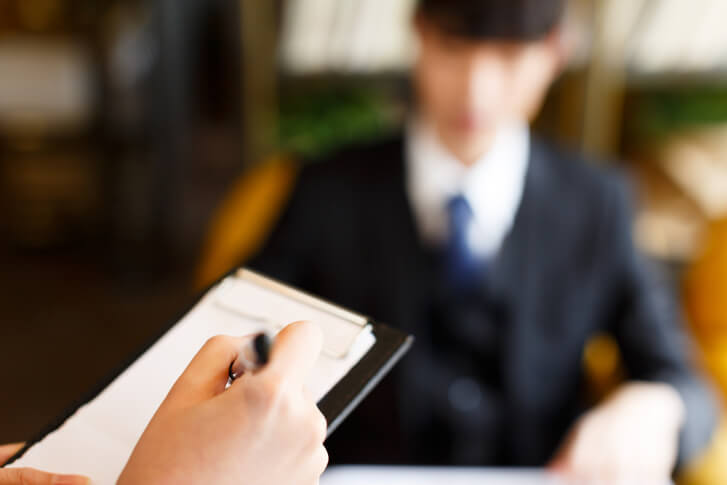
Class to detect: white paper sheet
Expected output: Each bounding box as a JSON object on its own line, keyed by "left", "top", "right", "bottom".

{"left": 321, "top": 466, "right": 673, "bottom": 485}
{"left": 8, "top": 272, "right": 376, "bottom": 484}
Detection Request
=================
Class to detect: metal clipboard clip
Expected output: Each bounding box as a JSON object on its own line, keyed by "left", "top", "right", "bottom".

{"left": 213, "top": 268, "right": 373, "bottom": 359}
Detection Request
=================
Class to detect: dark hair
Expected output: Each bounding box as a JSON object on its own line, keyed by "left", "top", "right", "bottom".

{"left": 417, "top": 0, "right": 566, "bottom": 41}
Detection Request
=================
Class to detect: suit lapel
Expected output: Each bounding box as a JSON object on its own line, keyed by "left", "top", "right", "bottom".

{"left": 360, "top": 137, "right": 428, "bottom": 334}
{"left": 489, "top": 139, "right": 553, "bottom": 395}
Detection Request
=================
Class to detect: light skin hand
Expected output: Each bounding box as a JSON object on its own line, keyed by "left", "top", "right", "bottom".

{"left": 117, "top": 320, "right": 328, "bottom": 485}
{"left": 0, "top": 444, "right": 23, "bottom": 468}
{"left": 0, "top": 443, "right": 89, "bottom": 485}
{"left": 549, "top": 382, "right": 685, "bottom": 485}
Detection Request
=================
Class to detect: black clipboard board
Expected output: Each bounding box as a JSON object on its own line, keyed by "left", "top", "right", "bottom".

{"left": 4, "top": 268, "right": 414, "bottom": 466}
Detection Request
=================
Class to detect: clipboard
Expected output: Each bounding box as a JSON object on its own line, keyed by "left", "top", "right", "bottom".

{"left": 3, "top": 268, "right": 414, "bottom": 482}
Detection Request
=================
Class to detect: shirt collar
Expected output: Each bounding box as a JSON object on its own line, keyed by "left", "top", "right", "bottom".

{"left": 405, "top": 118, "right": 530, "bottom": 257}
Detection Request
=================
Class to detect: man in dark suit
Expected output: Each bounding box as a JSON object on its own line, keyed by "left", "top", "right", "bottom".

{"left": 250, "top": 0, "right": 718, "bottom": 481}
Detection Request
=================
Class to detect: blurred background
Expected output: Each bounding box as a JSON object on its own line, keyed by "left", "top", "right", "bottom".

{"left": 1, "top": 0, "right": 727, "bottom": 479}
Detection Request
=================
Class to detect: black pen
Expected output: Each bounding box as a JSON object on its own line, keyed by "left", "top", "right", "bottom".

{"left": 229, "top": 333, "right": 273, "bottom": 381}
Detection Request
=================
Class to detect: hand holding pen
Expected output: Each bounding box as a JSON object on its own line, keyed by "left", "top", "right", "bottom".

{"left": 229, "top": 333, "right": 273, "bottom": 380}
{"left": 118, "top": 321, "right": 328, "bottom": 485}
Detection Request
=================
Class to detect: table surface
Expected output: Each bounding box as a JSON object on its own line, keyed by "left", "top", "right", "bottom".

{"left": 321, "top": 466, "right": 672, "bottom": 485}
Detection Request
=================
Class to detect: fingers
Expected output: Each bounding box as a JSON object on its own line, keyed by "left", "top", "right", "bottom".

{"left": 260, "top": 321, "right": 323, "bottom": 389}
{"left": 170, "top": 335, "right": 254, "bottom": 405}
{"left": 168, "top": 321, "right": 322, "bottom": 407}
{"left": 0, "top": 444, "right": 24, "bottom": 466}
{"left": 550, "top": 411, "right": 674, "bottom": 485}
{"left": 309, "top": 407, "right": 329, "bottom": 446}
{"left": 311, "top": 445, "right": 329, "bottom": 478}
{"left": 0, "top": 468, "right": 89, "bottom": 485}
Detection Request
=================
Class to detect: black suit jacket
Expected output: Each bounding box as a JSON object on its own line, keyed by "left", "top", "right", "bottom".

{"left": 249, "top": 134, "right": 717, "bottom": 468}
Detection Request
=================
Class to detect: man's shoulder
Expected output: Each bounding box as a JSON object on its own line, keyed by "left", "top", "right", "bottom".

{"left": 273, "top": 135, "right": 406, "bottom": 239}
{"left": 530, "top": 135, "right": 630, "bottom": 207}
{"left": 297, "top": 134, "right": 406, "bottom": 187}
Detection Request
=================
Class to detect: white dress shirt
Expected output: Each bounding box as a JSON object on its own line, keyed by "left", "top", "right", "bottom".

{"left": 405, "top": 119, "right": 530, "bottom": 259}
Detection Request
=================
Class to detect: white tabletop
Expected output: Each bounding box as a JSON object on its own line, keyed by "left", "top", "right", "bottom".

{"left": 321, "top": 466, "right": 672, "bottom": 485}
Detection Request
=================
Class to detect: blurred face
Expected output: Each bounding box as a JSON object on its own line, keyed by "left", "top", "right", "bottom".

{"left": 414, "top": 16, "right": 563, "bottom": 165}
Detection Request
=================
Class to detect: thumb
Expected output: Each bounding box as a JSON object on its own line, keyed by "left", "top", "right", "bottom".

{"left": 166, "top": 335, "right": 254, "bottom": 407}
{"left": 259, "top": 321, "right": 323, "bottom": 389}
{"left": 0, "top": 468, "right": 89, "bottom": 485}
{"left": 0, "top": 444, "right": 24, "bottom": 466}
{"left": 547, "top": 428, "right": 576, "bottom": 473}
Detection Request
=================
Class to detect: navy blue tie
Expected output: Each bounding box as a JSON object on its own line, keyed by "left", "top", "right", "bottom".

{"left": 444, "top": 194, "right": 487, "bottom": 290}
